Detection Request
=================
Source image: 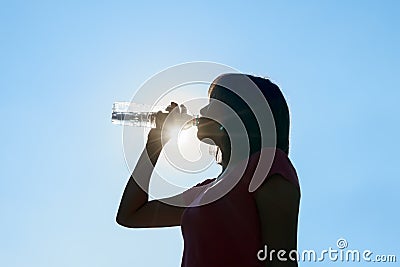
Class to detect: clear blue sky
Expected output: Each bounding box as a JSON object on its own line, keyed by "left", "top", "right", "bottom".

{"left": 1, "top": 1, "right": 399, "bottom": 266}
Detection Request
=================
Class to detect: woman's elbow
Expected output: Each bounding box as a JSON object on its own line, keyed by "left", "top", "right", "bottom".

{"left": 116, "top": 212, "right": 135, "bottom": 228}
{"left": 116, "top": 213, "right": 126, "bottom": 226}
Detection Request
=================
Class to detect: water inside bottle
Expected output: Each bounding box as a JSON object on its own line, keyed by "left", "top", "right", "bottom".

{"left": 111, "top": 111, "right": 157, "bottom": 127}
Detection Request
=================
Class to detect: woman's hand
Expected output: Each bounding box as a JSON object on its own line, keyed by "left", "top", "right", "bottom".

{"left": 147, "top": 101, "right": 188, "bottom": 148}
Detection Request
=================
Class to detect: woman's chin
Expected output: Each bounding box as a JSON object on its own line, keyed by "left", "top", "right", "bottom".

{"left": 197, "top": 132, "right": 217, "bottom": 145}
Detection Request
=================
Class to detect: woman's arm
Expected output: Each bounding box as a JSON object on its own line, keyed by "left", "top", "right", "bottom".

{"left": 116, "top": 128, "right": 186, "bottom": 228}
{"left": 254, "top": 174, "right": 300, "bottom": 267}
{"left": 116, "top": 104, "right": 188, "bottom": 228}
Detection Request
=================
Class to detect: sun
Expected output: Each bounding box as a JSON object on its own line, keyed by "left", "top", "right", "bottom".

{"left": 177, "top": 127, "right": 202, "bottom": 162}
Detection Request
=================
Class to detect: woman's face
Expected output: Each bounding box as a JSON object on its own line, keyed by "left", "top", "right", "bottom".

{"left": 196, "top": 98, "right": 225, "bottom": 145}
{"left": 196, "top": 83, "right": 234, "bottom": 147}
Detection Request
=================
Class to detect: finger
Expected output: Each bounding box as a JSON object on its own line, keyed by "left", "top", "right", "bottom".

{"left": 155, "top": 111, "right": 167, "bottom": 129}
{"left": 165, "top": 102, "right": 179, "bottom": 113}
{"left": 171, "top": 102, "right": 179, "bottom": 114}
{"left": 169, "top": 104, "right": 181, "bottom": 119}
{"left": 180, "top": 104, "right": 187, "bottom": 114}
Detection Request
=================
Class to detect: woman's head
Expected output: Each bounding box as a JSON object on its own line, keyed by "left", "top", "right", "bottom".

{"left": 197, "top": 73, "right": 290, "bottom": 166}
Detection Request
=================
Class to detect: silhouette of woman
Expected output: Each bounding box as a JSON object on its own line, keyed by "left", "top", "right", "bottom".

{"left": 116, "top": 73, "right": 300, "bottom": 267}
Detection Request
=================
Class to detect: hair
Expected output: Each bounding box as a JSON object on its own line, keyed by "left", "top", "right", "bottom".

{"left": 209, "top": 74, "right": 290, "bottom": 166}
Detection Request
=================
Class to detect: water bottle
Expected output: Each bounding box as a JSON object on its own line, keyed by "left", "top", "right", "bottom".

{"left": 111, "top": 102, "right": 199, "bottom": 128}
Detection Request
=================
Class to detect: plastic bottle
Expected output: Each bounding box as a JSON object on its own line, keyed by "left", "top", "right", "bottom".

{"left": 111, "top": 102, "right": 199, "bottom": 128}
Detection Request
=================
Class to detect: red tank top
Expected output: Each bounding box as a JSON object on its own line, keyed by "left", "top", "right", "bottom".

{"left": 180, "top": 148, "right": 300, "bottom": 267}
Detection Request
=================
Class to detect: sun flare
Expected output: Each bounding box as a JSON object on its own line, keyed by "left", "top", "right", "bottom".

{"left": 177, "top": 127, "right": 202, "bottom": 162}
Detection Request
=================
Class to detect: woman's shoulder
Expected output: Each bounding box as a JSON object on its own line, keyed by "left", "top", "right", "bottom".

{"left": 180, "top": 178, "right": 217, "bottom": 207}
{"left": 245, "top": 147, "right": 300, "bottom": 192}
{"left": 263, "top": 148, "right": 300, "bottom": 189}
{"left": 194, "top": 178, "right": 217, "bottom": 187}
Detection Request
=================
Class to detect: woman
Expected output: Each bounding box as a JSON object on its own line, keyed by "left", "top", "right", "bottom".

{"left": 116, "top": 73, "right": 300, "bottom": 266}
